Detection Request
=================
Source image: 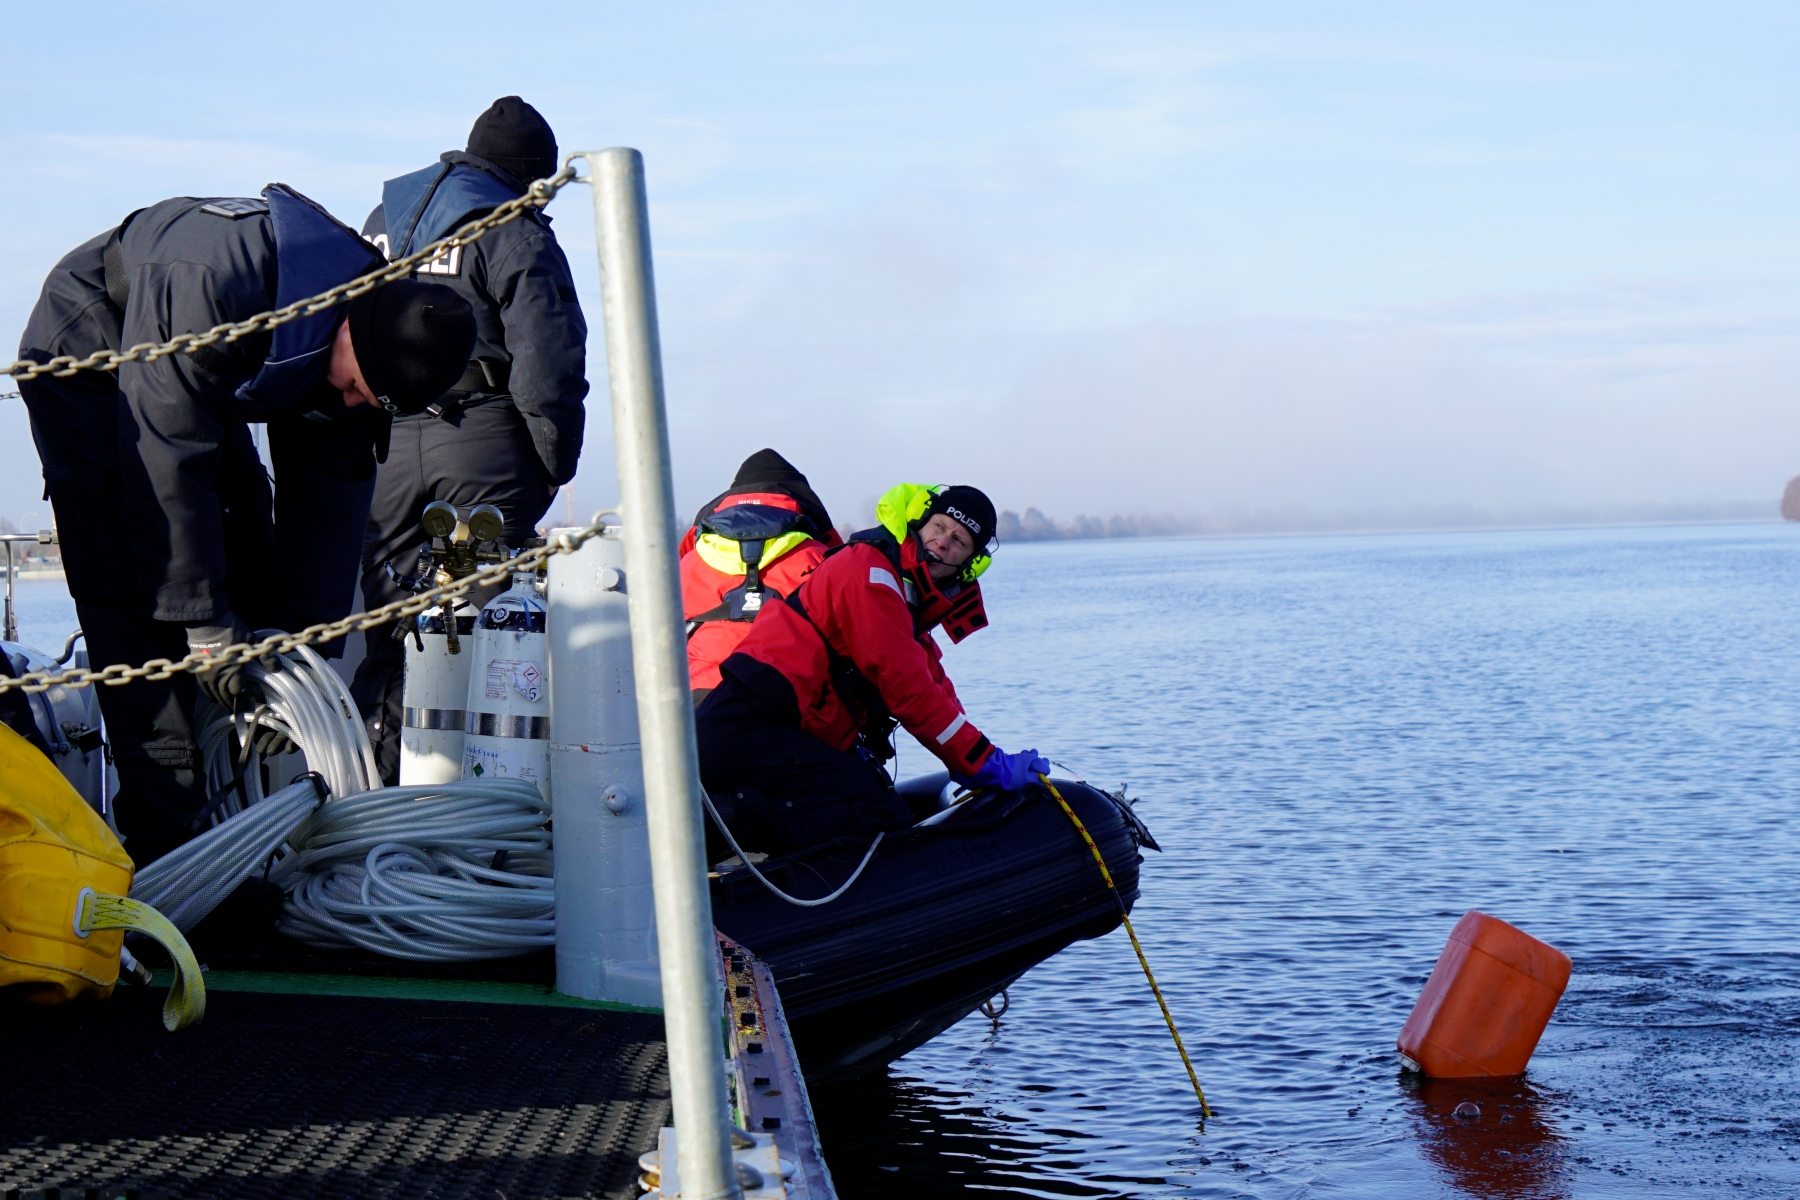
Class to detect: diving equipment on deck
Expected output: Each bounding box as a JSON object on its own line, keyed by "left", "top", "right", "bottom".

{"left": 396, "top": 500, "right": 508, "bottom": 785}
{"left": 195, "top": 640, "right": 379, "bottom": 813}
{"left": 401, "top": 599, "right": 477, "bottom": 784}
{"left": 273, "top": 778, "right": 554, "bottom": 961}
{"left": 462, "top": 568, "right": 551, "bottom": 794}
{"left": 547, "top": 521, "right": 662, "bottom": 1007}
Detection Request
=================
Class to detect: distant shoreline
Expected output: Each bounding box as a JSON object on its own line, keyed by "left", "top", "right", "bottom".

{"left": 995, "top": 514, "right": 1785, "bottom": 546}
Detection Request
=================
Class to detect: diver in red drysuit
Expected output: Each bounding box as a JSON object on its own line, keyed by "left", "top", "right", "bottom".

{"left": 695, "top": 482, "right": 1046, "bottom": 857}
{"left": 680, "top": 449, "right": 838, "bottom": 701}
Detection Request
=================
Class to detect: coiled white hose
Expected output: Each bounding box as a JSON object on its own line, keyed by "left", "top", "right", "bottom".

{"left": 270, "top": 779, "right": 553, "bottom": 961}
{"left": 196, "top": 639, "right": 378, "bottom": 820}
{"left": 128, "top": 775, "right": 327, "bottom": 931}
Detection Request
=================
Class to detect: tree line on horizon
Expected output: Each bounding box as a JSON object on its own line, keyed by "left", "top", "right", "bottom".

{"left": 994, "top": 499, "right": 1777, "bottom": 543}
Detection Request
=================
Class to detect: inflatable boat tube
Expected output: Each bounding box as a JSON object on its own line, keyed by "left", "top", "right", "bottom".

{"left": 710, "top": 773, "right": 1155, "bottom": 1082}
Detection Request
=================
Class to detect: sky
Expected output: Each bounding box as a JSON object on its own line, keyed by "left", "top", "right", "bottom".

{"left": 1, "top": 1, "right": 1796, "bottom": 533}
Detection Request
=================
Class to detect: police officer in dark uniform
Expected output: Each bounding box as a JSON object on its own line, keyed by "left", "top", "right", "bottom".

{"left": 16, "top": 184, "right": 476, "bottom": 863}
{"left": 351, "top": 96, "right": 589, "bottom": 784}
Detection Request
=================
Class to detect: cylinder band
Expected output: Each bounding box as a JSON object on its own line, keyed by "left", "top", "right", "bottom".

{"left": 469, "top": 712, "right": 550, "bottom": 740}
{"left": 404, "top": 707, "right": 468, "bottom": 731}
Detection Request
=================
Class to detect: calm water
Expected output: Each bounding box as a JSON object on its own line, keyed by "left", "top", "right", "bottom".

{"left": 815, "top": 523, "right": 1800, "bottom": 1199}
{"left": 15, "top": 525, "right": 1800, "bottom": 1197}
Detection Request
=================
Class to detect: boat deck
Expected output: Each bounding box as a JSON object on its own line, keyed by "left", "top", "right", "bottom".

{"left": 4, "top": 973, "right": 669, "bottom": 1200}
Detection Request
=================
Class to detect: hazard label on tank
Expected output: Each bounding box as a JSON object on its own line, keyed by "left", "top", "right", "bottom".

{"left": 486, "top": 658, "right": 545, "bottom": 703}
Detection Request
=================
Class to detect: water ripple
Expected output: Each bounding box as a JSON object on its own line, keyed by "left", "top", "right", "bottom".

{"left": 817, "top": 525, "right": 1800, "bottom": 1198}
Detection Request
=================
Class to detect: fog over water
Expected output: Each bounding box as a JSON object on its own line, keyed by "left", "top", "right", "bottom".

{"left": 2, "top": 2, "right": 1797, "bottom": 533}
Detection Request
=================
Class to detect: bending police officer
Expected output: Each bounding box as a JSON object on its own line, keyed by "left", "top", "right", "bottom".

{"left": 351, "top": 96, "right": 589, "bottom": 784}
{"left": 695, "top": 483, "right": 1048, "bottom": 858}
{"left": 17, "top": 185, "right": 476, "bottom": 863}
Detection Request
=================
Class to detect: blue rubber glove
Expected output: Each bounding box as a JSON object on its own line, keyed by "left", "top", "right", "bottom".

{"left": 968, "top": 748, "right": 1051, "bottom": 793}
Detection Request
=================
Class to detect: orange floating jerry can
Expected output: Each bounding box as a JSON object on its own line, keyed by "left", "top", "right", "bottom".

{"left": 1397, "top": 910, "right": 1571, "bottom": 1078}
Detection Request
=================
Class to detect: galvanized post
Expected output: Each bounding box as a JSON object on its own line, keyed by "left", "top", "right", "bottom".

{"left": 584, "top": 148, "right": 740, "bottom": 1200}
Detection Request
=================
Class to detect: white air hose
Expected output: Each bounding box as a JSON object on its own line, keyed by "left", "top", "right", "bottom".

{"left": 196, "top": 639, "right": 378, "bottom": 820}
{"left": 128, "top": 775, "right": 328, "bottom": 931}
{"left": 178, "top": 644, "right": 547, "bottom": 962}
{"left": 270, "top": 778, "right": 554, "bottom": 962}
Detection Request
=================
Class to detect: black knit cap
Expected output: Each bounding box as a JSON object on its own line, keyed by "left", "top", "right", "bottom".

{"left": 346, "top": 280, "right": 476, "bottom": 415}
{"left": 691, "top": 447, "right": 833, "bottom": 537}
{"left": 927, "top": 485, "right": 997, "bottom": 548}
{"left": 467, "top": 96, "right": 558, "bottom": 185}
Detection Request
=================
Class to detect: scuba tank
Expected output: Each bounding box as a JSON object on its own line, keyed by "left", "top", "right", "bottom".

{"left": 399, "top": 599, "right": 478, "bottom": 785}
{"left": 462, "top": 568, "right": 550, "bottom": 798}
{"left": 393, "top": 502, "right": 508, "bottom": 786}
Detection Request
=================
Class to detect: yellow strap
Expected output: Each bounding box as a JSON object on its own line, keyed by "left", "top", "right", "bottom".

{"left": 693, "top": 530, "right": 815, "bottom": 575}
{"left": 77, "top": 891, "right": 206, "bottom": 1031}
{"left": 1040, "top": 773, "right": 1211, "bottom": 1118}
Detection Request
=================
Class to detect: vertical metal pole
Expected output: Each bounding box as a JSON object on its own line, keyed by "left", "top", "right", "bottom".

{"left": 586, "top": 148, "right": 740, "bottom": 1200}
{"left": 4, "top": 540, "right": 16, "bottom": 643}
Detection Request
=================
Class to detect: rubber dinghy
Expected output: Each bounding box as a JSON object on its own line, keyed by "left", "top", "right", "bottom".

{"left": 710, "top": 772, "right": 1159, "bottom": 1082}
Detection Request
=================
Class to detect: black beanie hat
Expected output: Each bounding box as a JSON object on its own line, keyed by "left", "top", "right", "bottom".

{"left": 346, "top": 280, "right": 476, "bottom": 415}
{"left": 467, "top": 96, "right": 558, "bottom": 185}
{"left": 927, "top": 485, "right": 997, "bottom": 549}
{"left": 692, "top": 447, "right": 833, "bottom": 538}
{"left": 731, "top": 448, "right": 806, "bottom": 489}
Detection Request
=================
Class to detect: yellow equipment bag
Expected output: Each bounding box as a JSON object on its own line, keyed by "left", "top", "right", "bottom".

{"left": 0, "top": 721, "right": 205, "bottom": 1029}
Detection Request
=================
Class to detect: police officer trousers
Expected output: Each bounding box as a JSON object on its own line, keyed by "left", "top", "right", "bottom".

{"left": 693, "top": 676, "right": 912, "bottom": 861}
{"left": 350, "top": 399, "right": 556, "bottom": 785}
{"left": 17, "top": 369, "right": 221, "bottom": 866}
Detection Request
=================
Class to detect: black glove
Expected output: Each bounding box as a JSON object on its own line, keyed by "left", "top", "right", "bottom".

{"left": 186, "top": 616, "right": 254, "bottom": 708}
{"left": 249, "top": 722, "right": 296, "bottom": 758}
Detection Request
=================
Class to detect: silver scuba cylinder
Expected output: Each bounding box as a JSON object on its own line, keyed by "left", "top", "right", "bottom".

{"left": 398, "top": 600, "right": 478, "bottom": 786}
{"left": 461, "top": 569, "right": 550, "bottom": 797}
{"left": 546, "top": 525, "right": 660, "bottom": 1007}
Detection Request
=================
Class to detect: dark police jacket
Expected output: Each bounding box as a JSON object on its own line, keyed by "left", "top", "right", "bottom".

{"left": 17, "top": 186, "right": 388, "bottom": 634}
{"left": 363, "top": 151, "right": 588, "bottom": 485}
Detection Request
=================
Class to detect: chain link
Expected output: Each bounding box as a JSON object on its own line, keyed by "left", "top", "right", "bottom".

{"left": 5, "top": 160, "right": 584, "bottom": 383}
{"left": 0, "top": 518, "right": 617, "bottom": 696}
{"left": 0, "top": 156, "right": 599, "bottom": 696}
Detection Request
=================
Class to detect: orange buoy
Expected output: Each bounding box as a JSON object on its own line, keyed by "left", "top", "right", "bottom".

{"left": 1397, "top": 910, "right": 1571, "bottom": 1078}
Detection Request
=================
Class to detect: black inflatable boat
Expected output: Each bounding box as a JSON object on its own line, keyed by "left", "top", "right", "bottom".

{"left": 710, "top": 773, "right": 1159, "bottom": 1082}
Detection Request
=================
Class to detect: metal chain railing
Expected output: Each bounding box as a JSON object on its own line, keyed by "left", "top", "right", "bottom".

{"left": 0, "top": 156, "right": 599, "bottom": 696}
{"left": 5, "top": 159, "right": 584, "bottom": 382}
{"left": 0, "top": 517, "right": 616, "bottom": 696}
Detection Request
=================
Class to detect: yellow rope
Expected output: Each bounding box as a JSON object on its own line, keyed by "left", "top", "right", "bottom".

{"left": 1040, "top": 773, "right": 1211, "bottom": 1118}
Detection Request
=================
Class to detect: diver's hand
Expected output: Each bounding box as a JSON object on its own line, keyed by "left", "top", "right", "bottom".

{"left": 186, "top": 615, "right": 255, "bottom": 707}
{"left": 965, "top": 748, "right": 1051, "bottom": 793}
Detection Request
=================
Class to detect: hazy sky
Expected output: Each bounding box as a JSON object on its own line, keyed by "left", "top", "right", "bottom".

{"left": 2, "top": 1, "right": 1796, "bottom": 532}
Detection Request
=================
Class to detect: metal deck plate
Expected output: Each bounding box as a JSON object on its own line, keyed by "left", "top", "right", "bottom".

{"left": 2, "top": 981, "right": 669, "bottom": 1199}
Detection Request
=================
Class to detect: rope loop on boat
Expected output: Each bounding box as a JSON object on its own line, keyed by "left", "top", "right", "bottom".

{"left": 1040, "top": 772, "right": 1212, "bottom": 1119}
{"left": 701, "top": 791, "right": 884, "bottom": 907}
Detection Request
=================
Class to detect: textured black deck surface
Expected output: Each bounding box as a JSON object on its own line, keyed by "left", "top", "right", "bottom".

{"left": 2, "top": 985, "right": 668, "bottom": 1200}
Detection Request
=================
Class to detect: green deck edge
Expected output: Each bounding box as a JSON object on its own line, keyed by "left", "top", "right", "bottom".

{"left": 148, "top": 969, "right": 662, "bottom": 1014}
